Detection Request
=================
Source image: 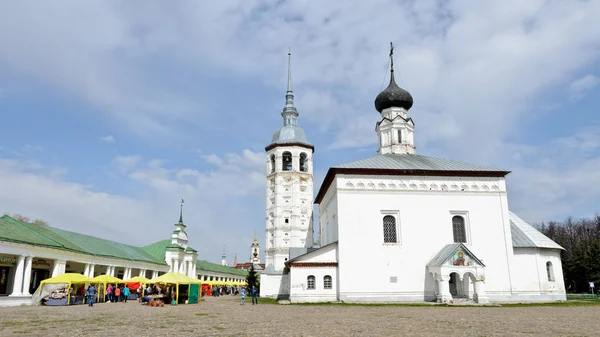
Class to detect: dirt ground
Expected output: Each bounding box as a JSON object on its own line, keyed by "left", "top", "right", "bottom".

{"left": 1, "top": 297, "right": 599, "bottom": 336}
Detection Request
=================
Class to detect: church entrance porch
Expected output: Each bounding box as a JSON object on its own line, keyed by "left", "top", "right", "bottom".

{"left": 427, "top": 243, "right": 489, "bottom": 304}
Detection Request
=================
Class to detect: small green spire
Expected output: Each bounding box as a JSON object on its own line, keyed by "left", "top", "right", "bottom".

{"left": 179, "top": 198, "right": 184, "bottom": 223}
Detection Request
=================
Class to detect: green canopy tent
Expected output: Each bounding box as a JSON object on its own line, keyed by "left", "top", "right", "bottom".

{"left": 147, "top": 272, "right": 201, "bottom": 304}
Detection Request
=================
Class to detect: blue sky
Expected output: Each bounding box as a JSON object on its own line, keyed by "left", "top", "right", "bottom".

{"left": 1, "top": 0, "right": 600, "bottom": 264}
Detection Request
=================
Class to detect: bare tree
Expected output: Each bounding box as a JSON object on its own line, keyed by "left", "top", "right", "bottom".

{"left": 11, "top": 213, "right": 31, "bottom": 223}
{"left": 4, "top": 213, "right": 49, "bottom": 226}
{"left": 32, "top": 219, "right": 49, "bottom": 226}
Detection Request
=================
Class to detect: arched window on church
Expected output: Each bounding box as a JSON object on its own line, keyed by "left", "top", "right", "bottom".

{"left": 282, "top": 152, "right": 292, "bottom": 171}
{"left": 270, "top": 154, "right": 275, "bottom": 173}
{"left": 383, "top": 215, "right": 397, "bottom": 243}
{"left": 452, "top": 215, "right": 467, "bottom": 243}
{"left": 324, "top": 275, "right": 332, "bottom": 289}
{"left": 307, "top": 275, "right": 316, "bottom": 290}
{"left": 299, "top": 153, "right": 307, "bottom": 172}
{"left": 546, "top": 261, "right": 555, "bottom": 281}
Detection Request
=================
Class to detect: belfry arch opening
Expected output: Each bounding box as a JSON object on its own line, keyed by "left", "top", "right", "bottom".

{"left": 282, "top": 152, "right": 292, "bottom": 171}
{"left": 299, "top": 153, "right": 307, "bottom": 172}
{"left": 270, "top": 154, "right": 276, "bottom": 173}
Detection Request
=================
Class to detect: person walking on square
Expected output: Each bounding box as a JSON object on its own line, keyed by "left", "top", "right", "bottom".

{"left": 87, "top": 284, "right": 97, "bottom": 307}
{"left": 240, "top": 287, "right": 246, "bottom": 305}
{"left": 114, "top": 286, "right": 121, "bottom": 302}
{"left": 107, "top": 284, "right": 113, "bottom": 303}
{"left": 251, "top": 285, "right": 258, "bottom": 305}
{"left": 123, "top": 285, "right": 130, "bottom": 303}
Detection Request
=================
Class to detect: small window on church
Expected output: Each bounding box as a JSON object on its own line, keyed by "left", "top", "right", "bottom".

{"left": 299, "top": 153, "right": 307, "bottom": 172}
{"left": 285, "top": 218, "right": 289, "bottom": 224}
{"left": 282, "top": 152, "right": 292, "bottom": 171}
{"left": 452, "top": 216, "right": 467, "bottom": 243}
{"left": 383, "top": 215, "right": 397, "bottom": 243}
{"left": 324, "top": 275, "right": 332, "bottom": 289}
{"left": 307, "top": 275, "right": 316, "bottom": 290}
{"left": 397, "top": 130, "right": 402, "bottom": 143}
{"left": 270, "top": 154, "right": 276, "bottom": 173}
{"left": 546, "top": 261, "right": 555, "bottom": 281}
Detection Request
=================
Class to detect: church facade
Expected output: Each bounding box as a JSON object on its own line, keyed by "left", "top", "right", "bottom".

{"left": 262, "top": 47, "right": 566, "bottom": 304}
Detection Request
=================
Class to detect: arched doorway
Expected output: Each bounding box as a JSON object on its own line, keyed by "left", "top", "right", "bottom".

{"left": 462, "top": 272, "right": 476, "bottom": 299}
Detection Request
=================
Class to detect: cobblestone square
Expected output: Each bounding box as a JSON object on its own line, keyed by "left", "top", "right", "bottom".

{"left": 1, "top": 297, "right": 599, "bottom": 336}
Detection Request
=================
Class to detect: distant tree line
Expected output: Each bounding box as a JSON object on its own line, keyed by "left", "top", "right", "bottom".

{"left": 538, "top": 213, "right": 600, "bottom": 293}
{"left": 2, "top": 213, "right": 49, "bottom": 226}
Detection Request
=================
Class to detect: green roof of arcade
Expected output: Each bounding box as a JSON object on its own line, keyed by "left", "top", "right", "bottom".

{"left": 0, "top": 215, "right": 166, "bottom": 265}
{"left": 196, "top": 260, "right": 248, "bottom": 277}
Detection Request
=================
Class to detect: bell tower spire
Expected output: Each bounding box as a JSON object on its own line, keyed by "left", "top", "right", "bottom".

{"left": 282, "top": 48, "right": 298, "bottom": 126}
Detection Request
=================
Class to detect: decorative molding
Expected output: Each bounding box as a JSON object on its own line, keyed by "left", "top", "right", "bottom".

{"left": 335, "top": 177, "right": 505, "bottom": 195}
{"left": 289, "top": 262, "right": 338, "bottom": 268}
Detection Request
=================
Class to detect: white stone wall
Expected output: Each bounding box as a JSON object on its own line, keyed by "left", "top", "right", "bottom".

{"left": 318, "top": 183, "right": 339, "bottom": 246}
{"left": 324, "top": 174, "right": 518, "bottom": 302}
{"left": 290, "top": 266, "right": 337, "bottom": 303}
{"left": 509, "top": 247, "right": 566, "bottom": 301}
{"left": 265, "top": 145, "right": 314, "bottom": 272}
{"left": 260, "top": 273, "right": 290, "bottom": 299}
{"left": 289, "top": 243, "right": 338, "bottom": 302}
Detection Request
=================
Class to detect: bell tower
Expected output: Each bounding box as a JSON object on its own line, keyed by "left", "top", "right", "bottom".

{"left": 264, "top": 49, "right": 315, "bottom": 273}
{"left": 374, "top": 42, "right": 416, "bottom": 155}
{"left": 250, "top": 232, "right": 261, "bottom": 264}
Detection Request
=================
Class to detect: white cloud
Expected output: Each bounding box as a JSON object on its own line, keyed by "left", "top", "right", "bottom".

{"left": 506, "top": 124, "right": 600, "bottom": 223}
{"left": 0, "top": 0, "right": 598, "bottom": 153}
{"left": 99, "top": 135, "right": 116, "bottom": 143}
{"left": 0, "top": 148, "right": 267, "bottom": 263}
{"left": 569, "top": 74, "right": 599, "bottom": 101}
{"left": 112, "top": 155, "right": 142, "bottom": 174}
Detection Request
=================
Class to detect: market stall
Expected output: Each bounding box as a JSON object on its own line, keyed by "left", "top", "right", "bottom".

{"left": 124, "top": 275, "right": 151, "bottom": 299}
{"left": 91, "top": 274, "right": 123, "bottom": 303}
{"left": 32, "top": 273, "right": 92, "bottom": 306}
{"left": 147, "top": 272, "right": 201, "bottom": 305}
{"left": 201, "top": 281, "right": 214, "bottom": 297}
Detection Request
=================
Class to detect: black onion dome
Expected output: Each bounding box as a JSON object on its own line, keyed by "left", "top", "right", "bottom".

{"left": 374, "top": 72, "right": 413, "bottom": 112}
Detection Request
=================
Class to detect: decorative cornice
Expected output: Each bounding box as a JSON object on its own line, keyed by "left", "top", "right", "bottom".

{"left": 265, "top": 142, "right": 315, "bottom": 153}
{"left": 288, "top": 262, "right": 338, "bottom": 268}
{"left": 315, "top": 167, "right": 509, "bottom": 204}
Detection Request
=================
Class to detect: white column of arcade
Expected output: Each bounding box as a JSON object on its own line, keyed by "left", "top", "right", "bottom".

{"left": 10, "top": 255, "right": 26, "bottom": 296}
{"left": 21, "top": 256, "right": 34, "bottom": 295}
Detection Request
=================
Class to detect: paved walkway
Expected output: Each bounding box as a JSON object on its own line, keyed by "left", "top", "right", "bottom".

{"left": 0, "top": 297, "right": 599, "bottom": 336}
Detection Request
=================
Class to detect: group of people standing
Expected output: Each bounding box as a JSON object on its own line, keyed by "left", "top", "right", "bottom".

{"left": 105, "top": 284, "right": 131, "bottom": 303}
{"left": 239, "top": 285, "right": 259, "bottom": 305}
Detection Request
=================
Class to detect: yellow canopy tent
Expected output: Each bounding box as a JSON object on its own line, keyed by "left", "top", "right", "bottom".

{"left": 35, "top": 273, "right": 93, "bottom": 305}
{"left": 91, "top": 274, "right": 124, "bottom": 303}
{"left": 147, "top": 272, "right": 201, "bottom": 304}
{"left": 125, "top": 276, "right": 151, "bottom": 284}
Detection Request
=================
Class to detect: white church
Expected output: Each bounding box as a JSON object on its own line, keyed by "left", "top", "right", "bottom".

{"left": 260, "top": 47, "right": 566, "bottom": 304}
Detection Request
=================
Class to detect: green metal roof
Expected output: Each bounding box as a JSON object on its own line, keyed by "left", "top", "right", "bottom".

{"left": 0, "top": 216, "right": 64, "bottom": 249}
{"left": 0, "top": 215, "right": 166, "bottom": 265}
{"left": 196, "top": 260, "right": 248, "bottom": 277}
{"left": 140, "top": 239, "right": 171, "bottom": 262}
